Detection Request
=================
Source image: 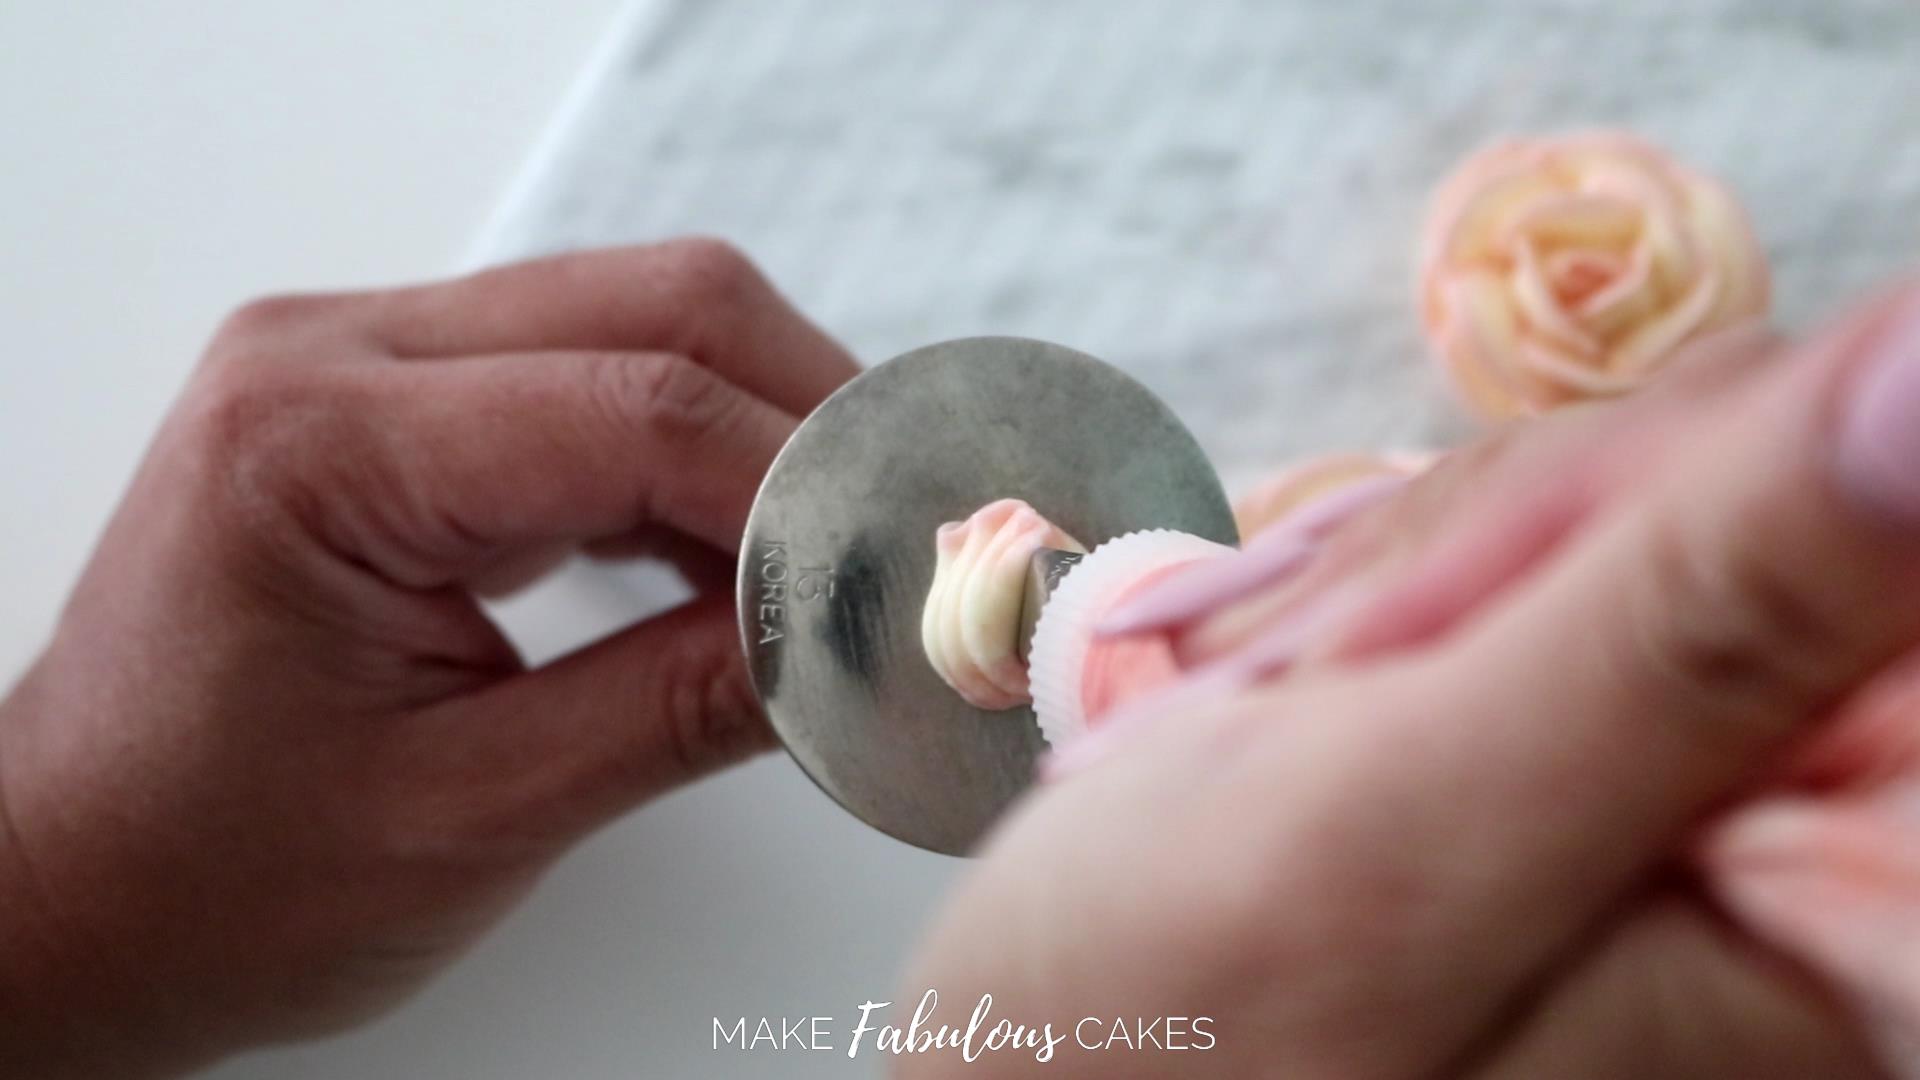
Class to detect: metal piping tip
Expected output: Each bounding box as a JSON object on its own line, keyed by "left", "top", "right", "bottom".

{"left": 1017, "top": 548, "right": 1084, "bottom": 663}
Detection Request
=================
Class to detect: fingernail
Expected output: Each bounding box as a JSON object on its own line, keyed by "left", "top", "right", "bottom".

{"left": 1095, "top": 532, "right": 1314, "bottom": 636}
{"left": 1836, "top": 293, "right": 1920, "bottom": 526}
{"left": 1713, "top": 859, "right": 1834, "bottom": 939}
{"left": 1708, "top": 798, "right": 1827, "bottom": 864}
{"left": 1096, "top": 472, "right": 1409, "bottom": 637}
{"left": 1288, "top": 471, "right": 1417, "bottom": 532}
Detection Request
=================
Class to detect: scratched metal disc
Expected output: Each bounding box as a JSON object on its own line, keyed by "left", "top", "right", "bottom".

{"left": 737, "top": 337, "right": 1237, "bottom": 855}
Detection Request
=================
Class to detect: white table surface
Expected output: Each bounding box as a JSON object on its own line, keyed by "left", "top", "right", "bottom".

{"left": 6, "top": 2, "right": 1920, "bottom": 1079}
{"left": 0, "top": 0, "right": 620, "bottom": 667}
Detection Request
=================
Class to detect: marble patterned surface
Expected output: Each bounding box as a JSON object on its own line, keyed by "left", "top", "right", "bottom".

{"left": 481, "top": 0, "right": 1920, "bottom": 493}
{"left": 444, "top": 3, "right": 1920, "bottom": 1077}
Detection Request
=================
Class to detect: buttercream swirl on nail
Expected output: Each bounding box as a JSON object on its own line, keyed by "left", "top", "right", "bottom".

{"left": 922, "top": 499, "right": 1086, "bottom": 710}
{"left": 1420, "top": 131, "right": 1770, "bottom": 420}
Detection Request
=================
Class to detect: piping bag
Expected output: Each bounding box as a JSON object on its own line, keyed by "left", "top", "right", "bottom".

{"left": 736, "top": 337, "right": 1237, "bottom": 855}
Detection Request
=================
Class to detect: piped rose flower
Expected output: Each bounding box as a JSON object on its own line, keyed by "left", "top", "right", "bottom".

{"left": 922, "top": 499, "right": 1086, "bottom": 711}
{"left": 1419, "top": 132, "right": 1770, "bottom": 420}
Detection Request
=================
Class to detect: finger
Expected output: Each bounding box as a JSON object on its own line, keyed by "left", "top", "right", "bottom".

{"left": 397, "top": 595, "right": 776, "bottom": 851}
{"left": 1325, "top": 323, "right": 1787, "bottom": 663}
{"left": 1335, "top": 287, "right": 1920, "bottom": 999}
{"left": 1095, "top": 472, "right": 1410, "bottom": 636}
{"left": 1779, "top": 654, "right": 1920, "bottom": 791}
{"left": 463, "top": 542, "right": 574, "bottom": 597}
{"left": 338, "top": 350, "right": 792, "bottom": 586}
{"left": 1470, "top": 898, "right": 1883, "bottom": 1080}
{"left": 462, "top": 527, "right": 737, "bottom": 597}
{"left": 1704, "top": 790, "right": 1920, "bottom": 1045}
{"left": 1114, "top": 324, "right": 1775, "bottom": 650}
{"left": 365, "top": 240, "right": 860, "bottom": 416}
{"left": 1317, "top": 449, "right": 1595, "bottom": 661}
{"left": 1186, "top": 322, "right": 1788, "bottom": 668}
{"left": 1040, "top": 584, "right": 1368, "bottom": 782}
{"left": 1172, "top": 427, "right": 1596, "bottom": 667}
{"left": 583, "top": 524, "right": 737, "bottom": 593}
{"left": 1639, "top": 320, "right": 1785, "bottom": 402}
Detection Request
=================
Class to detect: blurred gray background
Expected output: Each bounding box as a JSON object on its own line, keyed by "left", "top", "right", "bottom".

{"left": 3, "top": 1, "right": 1918, "bottom": 1078}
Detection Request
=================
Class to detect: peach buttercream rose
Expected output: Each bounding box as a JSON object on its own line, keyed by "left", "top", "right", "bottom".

{"left": 1419, "top": 132, "right": 1770, "bottom": 420}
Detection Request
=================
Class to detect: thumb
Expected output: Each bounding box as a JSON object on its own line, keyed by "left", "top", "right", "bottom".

{"left": 398, "top": 595, "right": 776, "bottom": 850}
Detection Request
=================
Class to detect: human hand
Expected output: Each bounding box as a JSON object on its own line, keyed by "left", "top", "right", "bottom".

{"left": 0, "top": 240, "right": 857, "bottom": 1077}
{"left": 903, "top": 286, "right": 1920, "bottom": 1078}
